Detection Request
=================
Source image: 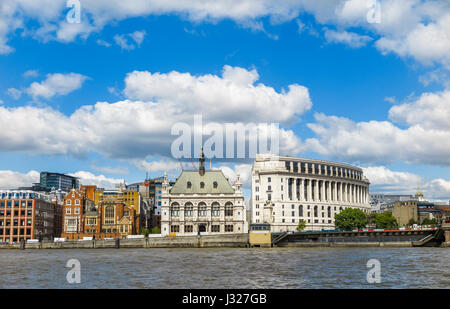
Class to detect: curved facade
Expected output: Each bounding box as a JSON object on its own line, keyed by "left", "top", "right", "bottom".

{"left": 251, "top": 154, "right": 371, "bottom": 232}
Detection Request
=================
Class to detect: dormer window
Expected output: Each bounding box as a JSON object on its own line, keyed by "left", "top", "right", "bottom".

{"left": 200, "top": 182, "right": 205, "bottom": 189}
{"left": 213, "top": 182, "right": 218, "bottom": 189}
{"left": 187, "top": 182, "right": 192, "bottom": 189}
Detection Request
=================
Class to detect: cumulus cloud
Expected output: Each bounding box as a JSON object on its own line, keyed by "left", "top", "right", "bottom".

{"left": 324, "top": 29, "right": 373, "bottom": 48}
{"left": 113, "top": 30, "right": 146, "bottom": 50}
{"left": 0, "top": 170, "right": 39, "bottom": 189}
{"left": 6, "top": 88, "right": 22, "bottom": 100}
{"left": 302, "top": 90, "right": 450, "bottom": 166}
{"left": 69, "top": 171, "right": 124, "bottom": 189}
{"left": 363, "top": 166, "right": 450, "bottom": 200}
{"left": 0, "top": 1, "right": 449, "bottom": 68}
{"left": 0, "top": 66, "right": 306, "bottom": 161}
{"left": 123, "top": 65, "right": 312, "bottom": 124}
{"left": 25, "top": 73, "right": 88, "bottom": 100}
{"left": 23, "top": 70, "right": 39, "bottom": 78}
{"left": 215, "top": 163, "right": 252, "bottom": 188}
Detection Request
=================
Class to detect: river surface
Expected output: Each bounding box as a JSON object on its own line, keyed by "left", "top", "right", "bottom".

{"left": 1, "top": 247, "right": 449, "bottom": 288}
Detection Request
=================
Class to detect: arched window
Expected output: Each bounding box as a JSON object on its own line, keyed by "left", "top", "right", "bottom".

{"left": 198, "top": 202, "right": 207, "bottom": 217}
{"left": 187, "top": 182, "right": 192, "bottom": 189}
{"left": 212, "top": 202, "right": 220, "bottom": 217}
{"left": 171, "top": 203, "right": 180, "bottom": 217}
{"left": 200, "top": 182, "right": 205, "bottom": 189}
{"left": 225, "top": 202, "right": 233, "bottom": 217}
{"left": 213, "top": 181, "right": 218, "bottom": 189}
{"left": 105, "top": 205, "right": 115, "bottom": 225}
{"left": 184, "top": 202, "right": 193, "bottom": 217}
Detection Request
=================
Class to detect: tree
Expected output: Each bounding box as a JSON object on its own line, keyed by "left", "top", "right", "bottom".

{"left": 375, "top": 211, "right": 398, "bottom": 229}
{"left": 422, "top": 218, "right": 437, "bottom": 226}
{"left": 141, "top": 227, "right": 150, "bottom": 237}
{"left": 296, "top": 220, "right": 306, "bottom": 231}
{"left": 151, "top": 226, "right": 161, "bottom": 234}
{"left": 408, "top": 218, "right": 417, "bottom": 226}
{"left": 334, "top": 208, "right": 368, "bottom": 231}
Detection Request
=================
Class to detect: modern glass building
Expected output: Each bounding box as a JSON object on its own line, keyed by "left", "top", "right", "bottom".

{"left": 39, "top": 172, "right": 79, "bottom": 192}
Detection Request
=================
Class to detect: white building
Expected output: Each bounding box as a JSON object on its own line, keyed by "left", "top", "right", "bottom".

{"left": 251, "top": 154, "right": 371, "bottom": 232}
{"left": 160, "top": 151, "right": 247, "bottom": 236}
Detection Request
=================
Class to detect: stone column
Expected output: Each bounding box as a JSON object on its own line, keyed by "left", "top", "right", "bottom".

{"left": 307, "top": 179, "right": 312, "bottom": 202}
{"left": 300, "top": 178, "right": 304, "bottom": 201}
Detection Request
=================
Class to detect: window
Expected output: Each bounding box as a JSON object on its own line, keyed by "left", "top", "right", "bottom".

{"left": 66, "top": 200, "right": 72, "bottom": 206}
{"left": 268, "top": 194, "right": 271, "bottom": 201}
{"left": 66, "top": 218, "right": 77, "bottom": 232}
{"left": 299, "top": 205, "right": 303, "bottom": 216}
{"left": 314, "top": 206, "right": 318, "bottom": 217}
{"left": 200, "top": 182, "right": 205, "bottom": 189}
{"left": 225, "top": 202, "right": 233, "bottom": 217}
{"left": 213, "top": 182, "right": 218, "bottom": 189}
{"left": 184, "top": 203, "right": 193, "bottom": 217}
{"left": 211, "top": 225, "right": 220, "bottom": 232}
{"left": 170, "top": 203, "right": 180, "bottom": 217}
{"left": 198, "top": 202, "right": 207, "bottom": 217}
{"left": 74, "top": 208, "right": 80, "bottom": 215}
{"left": 212, "top": 202, "right": 220, "bottom": 217}
{"left": 268, "top": 177, "right": 271, "bottom": 183}
{"left": 66, "top": 208, "right": 71, "bottom": 215}
{"left": 104, "top": 206, "right": 115, "bottom": 224}
{"left": 170, "top": 225, "right": 180, "bottom": 233}
{"left": 75, "top": 199, "right": 80, "bottom": 205}
{"left": 184, "top": 225, "right": 193, "bottom": 233}
{"left": 187, "top": 182, "right": 192, "bottom": 189}
{"left": 268, "top": 185, "right": 272, "bottom": 191}
{"left": 225, "top": 225, "right": 234, "bottom": 232}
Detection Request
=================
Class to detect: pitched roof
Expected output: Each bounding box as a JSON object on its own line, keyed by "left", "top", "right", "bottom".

{"left": 169, "top": 170, "right": 235, "bottom": 194}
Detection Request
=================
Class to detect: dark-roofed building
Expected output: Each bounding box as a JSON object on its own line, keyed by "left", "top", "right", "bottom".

{"left": 160, "top": 150, "right": 247, "bottom": 236}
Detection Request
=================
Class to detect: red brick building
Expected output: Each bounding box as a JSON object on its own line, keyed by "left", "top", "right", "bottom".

{"left": 0, "top": 190, "right": 56, "bottom": 243}
{"left": 61, "top": 189, "right": 138, "bottom": 240}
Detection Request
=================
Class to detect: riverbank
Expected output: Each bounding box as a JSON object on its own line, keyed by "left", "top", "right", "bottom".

{"left": 0, "top": 233, "right": 250, "bottom": 249}
{"left": 1, "top": 233, "right": 449, "bottom": 249}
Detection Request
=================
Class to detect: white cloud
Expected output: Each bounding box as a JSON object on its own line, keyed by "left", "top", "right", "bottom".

{"left": 302, "top": 90, "right": 450, "bottom": 166}
{"left": 96, "top": 39, "right": 112, "bottom": 47}
{"left": 114, "top": 30, "right": 146, "bottom": 50}
{"left": 23, "top": 70, "right": 39, "bottom": 78}
{"left": 324, "top": 29, "right": 373, "bottom": 48}
{"left": 0, "top": 1, "right": 449, "bottom": 68}
{"left": 0, "top": 170, "right": 39, "bottom": 189}
{"left": 123, "top": 65, "right": 312, "bottom": 124}
{"left": 363, "top": 166, "right": 450, "bottom": 200}
{"left": 25, "top": 73, "right": 88, "bottom": 99}
{"left": 215, "top": 163, "right": 252, "bottom": 188}
{"left": 6, "top": 88, "right": 22, "bottom": 100}
{"left": 69, "top": 171, "right": 124, "bottom": 189}
{"left": 0, "top": 66, "right": 305, "bottom": 161}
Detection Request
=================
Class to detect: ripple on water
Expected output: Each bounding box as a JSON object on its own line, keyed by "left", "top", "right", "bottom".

{"left": 0, "top": 247, "right": 449, "bottom": 288}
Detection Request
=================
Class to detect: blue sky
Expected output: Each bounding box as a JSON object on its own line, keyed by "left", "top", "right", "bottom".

{"left": 0, "top": 0, "right": 449, "bottom": 200}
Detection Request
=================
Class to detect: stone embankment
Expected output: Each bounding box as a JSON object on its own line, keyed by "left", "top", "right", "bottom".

{"left": 0, "top": 233, "right": 250, "bottom": 249}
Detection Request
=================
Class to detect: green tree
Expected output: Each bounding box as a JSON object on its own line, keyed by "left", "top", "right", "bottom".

{"left": 408, "top": 218, "right": 417, "bottom": 226}
{"left": 375, "top": 211, "right": 398, "bottom": 229}
{"left": 141, "top": 227, "right": 150, "bottom": 237}
{"left": 422, "top": 218, "right": 437, "bottom": 225}
{"left": 334, "top": 208, "right": 368, "bottom": 231}
{"left": 151, "top": 226, "right": 161, "bottom": 234}
{"left": 296, "top": 220, "right": 306, "bottom": 231}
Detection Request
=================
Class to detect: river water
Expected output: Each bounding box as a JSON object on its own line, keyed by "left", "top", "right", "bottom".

{"left": 1, "top": 247, "right": 449, "bottom": 288}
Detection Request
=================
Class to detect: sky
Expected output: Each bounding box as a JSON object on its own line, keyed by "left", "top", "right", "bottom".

{"left": 0, "top": 0, "right": 450, "bottom": 201}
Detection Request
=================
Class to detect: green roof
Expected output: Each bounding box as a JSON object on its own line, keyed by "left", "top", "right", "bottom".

{"left": 170, "top": 170, "right": 235, "bottom": 194}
